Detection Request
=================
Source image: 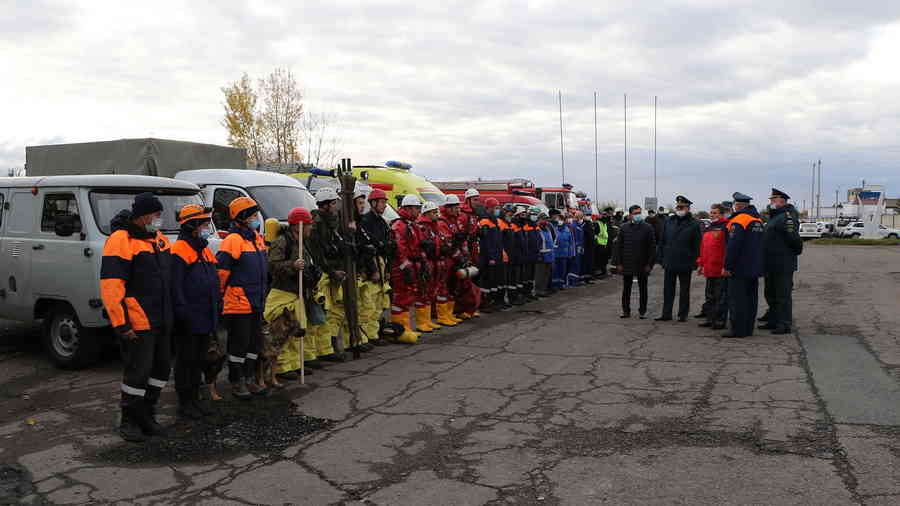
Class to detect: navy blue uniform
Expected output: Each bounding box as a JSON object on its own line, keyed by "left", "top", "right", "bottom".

{"left": 724, "top": 206, "right": 764, "bottom": 337}
{"left": 762, "top": 204, "right": 803, "bottom": 332}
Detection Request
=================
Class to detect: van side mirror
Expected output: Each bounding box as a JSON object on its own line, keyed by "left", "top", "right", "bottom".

{"left": 54, "top": 215, "right": 76, "bottom": 237}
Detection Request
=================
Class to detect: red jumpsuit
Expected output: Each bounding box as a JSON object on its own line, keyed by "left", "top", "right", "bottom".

{"left": 435, "top": 216, "right": 460, "bottom": 305}
{"left": 415, "top": 214, "right": 442, "bottom": 308}
{"left": 459, "top": 204, "right": 480, "bottom": 263}
{"left": 390, "top": 209, "right": 423, "bottom": 314}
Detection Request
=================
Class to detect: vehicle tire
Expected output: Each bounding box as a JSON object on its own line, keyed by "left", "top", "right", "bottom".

{"left": 42, "top": 303, "right": 102, "bottom": 369}
{"left": 851, "top": 233, "right": 861, "bottom": 239}
{"left": 888, "top": 234, "right": 898, "bottom": 239}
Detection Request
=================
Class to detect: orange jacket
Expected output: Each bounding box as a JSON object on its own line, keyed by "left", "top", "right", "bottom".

{"left": 100, "top": 211, "right": 173, "bottom": 333}
{"left": 216, "top": 226, "right": 268, "bottom": 314}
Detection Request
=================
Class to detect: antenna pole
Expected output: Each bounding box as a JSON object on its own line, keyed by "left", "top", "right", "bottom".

{"left": 594, "top": 91, "right": 599, "bottom": 203}
{"left": 558, "top": 90, "right": 565, "bottom": 184}
{"left": 624, "top": 93, "right": 627, "bottom": 207}
{"left": 654, "top": 96, "right": 657, "bottom": 199}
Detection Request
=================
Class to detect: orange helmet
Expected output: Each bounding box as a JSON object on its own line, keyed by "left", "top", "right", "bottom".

{"left": 228, "top": 196, "right": 259, "bottom": 220}
{"left": 288, "top": 207, "right": 313, "bottom": 225}
{"left": 177, "top": 204, "right": 212, "bottom": 225}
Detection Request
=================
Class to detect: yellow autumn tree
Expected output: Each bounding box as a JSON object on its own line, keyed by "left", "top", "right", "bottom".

{"left": 258, "top": 68, "right": 303, "bottom": 165}
{"left": 221, "top": 73, "right": 266, "bottom": 166}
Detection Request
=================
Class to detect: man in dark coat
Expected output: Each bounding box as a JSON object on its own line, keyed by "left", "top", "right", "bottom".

{"left": 656, "top": 196, "right": 702, "bottom": 322}
{"left": 645, "top": 209, "right": 665, "bottom": 248}
{"left": 722, "top": 192, "right": 765, "bottom": 338}
{"left": 759, "top": 188, "right": 803, "bottom": 335}
{"left": 614, "top": 205, "right": 656, "bottom": 318}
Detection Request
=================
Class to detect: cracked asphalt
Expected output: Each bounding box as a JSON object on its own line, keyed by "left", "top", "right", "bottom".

{"left": 1, "top": 244, "right": 899, "bottom": 505}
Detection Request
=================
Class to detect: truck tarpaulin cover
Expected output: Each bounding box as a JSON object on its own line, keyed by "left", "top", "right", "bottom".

{"left": 25, "top": 138, "right": 246, "bottom": 178}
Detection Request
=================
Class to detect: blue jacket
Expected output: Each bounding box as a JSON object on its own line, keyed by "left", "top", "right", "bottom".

{"left": 525, "top": 224, "right": 542, "bottom": 263}
{"left": 573, "top": 220, "right": 585, "bottom": 255}
{"left": 724, "top": 206, "right": 764, "bottom": 278}
{"left": 554, "top": 222, "right": 573, "bottom": 258}
{"left": 171, "top": 233, "right": 222, "bottom": 334}
{"left": 216, "top": 225, "right": 269, "bottom": 314}
{"left": 478, "top": 217, "right": 504, "bottom": 264}
{"left": 539, "top": 226, "right": 555, "bottom": 263}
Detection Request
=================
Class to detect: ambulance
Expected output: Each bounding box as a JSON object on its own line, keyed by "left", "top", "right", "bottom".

{"left": 352, "top": 161, "right": 446, "bottom": 208}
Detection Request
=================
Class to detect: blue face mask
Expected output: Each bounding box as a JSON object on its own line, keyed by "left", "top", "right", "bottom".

{"left": 249, "top": 218, "right": 261, "bottom": 230}
{"left": 632, "top": 214, "right": 644, "bottom": 223}
{"left": 199, "top": 228, "right": 212, "bottom": 240}
{"left": 530, "top": 215, "right": 538, "bottom": 222}
{"left": 492, "top": 209, "right": 501, "bottom": 217}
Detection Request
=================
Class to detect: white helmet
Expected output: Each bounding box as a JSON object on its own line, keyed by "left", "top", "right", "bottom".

{"left": 443, "top": 194, "right": 461, "bottom": 206}
{"left": 422, "top": 201, "right": 439, "bottom": 214}
{"left": 400, "top": 194, "right": 422, "bottom": 207}
{"left": 316, "top": 187, "right": 340, "bottom": 204}
{"left": 464, "top": 188, "right": 480, "bottom": 199}
{"left": 353, "top": 188, "right": 367, "bottom": 200}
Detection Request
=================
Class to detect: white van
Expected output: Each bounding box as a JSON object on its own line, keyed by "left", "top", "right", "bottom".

{"left": 174, "top": 169, "right": 316, "bottom": 233}
{"left": 0, "top": 175, "right": 206, "bottom": 368}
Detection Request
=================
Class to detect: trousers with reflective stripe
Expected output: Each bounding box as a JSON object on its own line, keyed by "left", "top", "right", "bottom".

{"left": 118, "top": 328, "right": 171, "bottom": 408}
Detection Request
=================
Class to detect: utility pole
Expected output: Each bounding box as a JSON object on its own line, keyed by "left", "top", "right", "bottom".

{"left": 624, "top": 93, "right": 628, "bottom": 207}
{"left": 558, "top": 90, "right": 565, "bottom": 184}
{"left": 810, "top": 162, "right": 816, "bottom": 219}
{"left": 817, "top": 159, "right": 822, "bottom": 222}
{"left": 654, "top": 95, "right": 658, "bottom": 199}
{"left": 593, "top": 91, "right": 599, "bottom": 203}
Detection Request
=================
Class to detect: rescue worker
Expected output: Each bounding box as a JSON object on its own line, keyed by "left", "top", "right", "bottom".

{"left": 498, "top": 204, "right": 516, "bottom": 307}
{"left": 437, "top": 195, "right": 469, "bottom": 322}
{"left": 614, "top": 205, "right": 656, "bottom": 318}
{"left": 217, "top": 196, "right": 269, "bottom": 399}
{"left": 506, "top": 206, "right": 527, "bottom": 305}
{"left": 645, "top": 209, "right": 665, "bottom": 244}
{"left": 416, "top": 201, "right": 444, "bottom": 330}
{"left": 535, "top": 212, "right": 556, "bottom": 297}
{"left": 696, "top": 203, "right": 728, "bottom": 329}
{"left": 307, "top": 187, "right": 352, "bottom": 360}
{"left": 581, "top": 213, "right": 597, "bottom": 284}
{"left": 359, "top": 189, "right": 396, "bottom": 343}
{"left": 101, "top": 192, "right": 173, "bottom": 442}
{"left": 477, "top": 198, "right": 504, "bottom": 312}
{"left": 594, "top": 211, "right": 610, "bottom": 278}
{"left": 390, "top": 194, "right": 424, "bottom": 342}
{"left": 350, "top": 189, "right": 376, "bottom": 350}
{"left": 460, "top": 188, "right": 481, "bottom": 264}
{"left": 523, "top": 206, "right": 542, "bottom": 300}
{"left": 722, "top": 192, "right": 765, "bottom": 338}
{"left": 171, "top": 204, "right": 220, "bottom": 420}
{"left": 265, "top": 206, "right": 320, "bottom": 381}
{"left": 551, "top": 209, "right": 573, "bottom": 290}
{"left": 760, "top": 188, "right": 803, "bottom": 335}
{"left": 656, "top": 195, "right": 701, "bottom": 322}
{"left": 568, "top": 212, "right": 584, "bottom": 287}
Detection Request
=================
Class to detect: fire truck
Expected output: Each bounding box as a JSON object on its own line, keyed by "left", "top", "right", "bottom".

{"left": 430, "top": 178, "right": 576, "bottom": 213}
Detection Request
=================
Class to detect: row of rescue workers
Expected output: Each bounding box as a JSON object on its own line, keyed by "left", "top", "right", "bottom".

{"left": 103, "top": 182, "right": 618, "bottom": 442}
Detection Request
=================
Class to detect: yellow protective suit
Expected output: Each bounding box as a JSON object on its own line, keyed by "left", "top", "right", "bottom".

{"left": 263, "top": 288, "right": 315, "bottom": 374}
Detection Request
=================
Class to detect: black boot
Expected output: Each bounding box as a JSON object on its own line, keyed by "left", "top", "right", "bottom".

{"left": 177, "top": 390, "right": 203, "bottom": 420}
{"left": 118, "top": 407, "right": 147, "bottom": 443}
{"left": 194, "top": 388, "right": 214, "bottom": 416}
{"left": 144, "top": 399, "right": 168, "bottom": 436}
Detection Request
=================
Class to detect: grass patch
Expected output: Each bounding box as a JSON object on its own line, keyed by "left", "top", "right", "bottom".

{"left": 808, "top": 237, "right": 900, "bottom": 246}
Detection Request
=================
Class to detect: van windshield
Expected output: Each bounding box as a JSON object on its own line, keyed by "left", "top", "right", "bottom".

{"left": 420, "top": 192, "right": 446, "bottom": 205}
{"left": 247, "top": 186, "right": 317, "bottom": 221}
{"left": 90, "top": 191, "right": 204, "bottom": 235}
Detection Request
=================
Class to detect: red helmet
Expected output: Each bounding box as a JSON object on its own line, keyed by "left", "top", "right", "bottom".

{"left": 367, "top": 188, "right": 388, "bottom": 201}
{"left": 288, "top": 207, "right": 313, "bottom": 225}
{"left": 484, "top": 197, "right": 500, "bottom": 208}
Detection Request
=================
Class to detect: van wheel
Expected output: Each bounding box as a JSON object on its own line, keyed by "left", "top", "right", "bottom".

{"left": 851, "top": 233, "right": 861, "bottom": 239}
{"left": 888, "top": 234, "right": 898, "bottom": 239}
{"left": 42, "top": 304, "right": 101, "bottom": 369}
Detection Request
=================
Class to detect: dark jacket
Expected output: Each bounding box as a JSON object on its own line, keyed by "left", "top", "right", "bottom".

{"left": 659, "top": 213, "right": 702, "bottom": 273}
{"left": 216, "top": 225, "right": 268, "bottom": 314}
{"left": 646, "top": 215, "right": 664, "bottom": 243}
{"left": 613, "top": 220, "right": 657, "bottom": 276}
{"left": 171, "top": 232, "right": 221, "bottom": 334}
{"left": 100, "top": 210, "right": 173, "bottom": 334}
{"left": 725, "top": 206, "right": 764, "bottom": 278}
{"left": 763, "top": 204, "right": 803, "bottom": 273}
{"left": 360, "top": 210, "right": 396, "bottom": 274}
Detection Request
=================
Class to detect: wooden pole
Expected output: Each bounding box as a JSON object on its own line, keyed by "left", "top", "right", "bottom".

{"left": 298, "top": 221, "right": 305, "bottom": 385}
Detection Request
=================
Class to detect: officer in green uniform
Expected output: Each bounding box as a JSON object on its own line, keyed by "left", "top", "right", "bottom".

{"left": 759, "top": 188, "right": 803, "bottom": 335}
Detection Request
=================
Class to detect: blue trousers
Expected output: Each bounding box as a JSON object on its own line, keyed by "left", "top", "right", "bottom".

{"left": 552, "top": 257, "right": 570, "bottom": 289}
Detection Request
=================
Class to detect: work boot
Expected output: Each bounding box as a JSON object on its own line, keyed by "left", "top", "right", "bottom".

{"left": 694, "top": 312, "right": 707, "bottom": 319}
{"left": 446, "top": 301, "right": 464, "bottom": 324}
{"left": 247, "top": 378, "right": 269, "bottom": 397}
{"left": 177, "top": 390, "right": 203, "bottom": 420}
{"left": 193, "top": 388, "right": 214, "bottom": 416}
{"left": 415, "top": 306, "right": 438, "bottom": 332}
{"left": 305, "top": 360, "right": 323, "bottom": 369}
{"left": 711, "top": 321, "right": 727, "bottom": 330}
{"left": 698, "top": 321, "right": 713, "bottom": 328}
{"left": 771, "top": 327, "right": 792, "bottom": 335}
{"left": 435, "top": 303, "right": 459, "bottom": 327}
{"left": 118, "top": 408, "right": 147, "bottom": 443}
{"left": 321, "top": 351, "right": 349, "bottom": 362}
{"left": 758, "top": 312, "right": 770, "bottom": 322}
{"left": 758, "top": 324, "right": 776, "bottom": 330}
{"left": 277, "top": 371, "right": 299, "bottom": 381}
{"left": 371, "top": 338, "right": 389, "bottom": 346}
{"left": 232, "top": 378, "right": 252, "bottom": 400}
{"left": 144, "top": 400, "right": 168, "bottom": 437}
{"left": 390, "top": 311, "right": 419, "bottom": 344}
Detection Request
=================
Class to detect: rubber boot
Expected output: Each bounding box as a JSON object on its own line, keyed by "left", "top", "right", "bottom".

{"left": 436, "top": 302, "right": 459, "bottom": 326}
{"left": 428, "top": 305, "right": 443, "bottom": 330}
{"left": 143, "top": 399, "right": 168, "bottom": 437}
{"left": 118, "top": 407, "right": 147, "bottom": 443}
{"left": 177, "top": 390, "right": 203, "bottom": 420}
{"left": 232, "top": 377, "right": 252, "bottom": 401}
{"left": 415, "top": 306, "right": 437, "bottom": 332}
{"left": 194, "top": 387, "right": 214, "bottom": 416}
{"left": 446, "top": 301, "right": 465, "bottom": 324}
{"left": 390, "top": 312, "right": 419, "bottom": 344}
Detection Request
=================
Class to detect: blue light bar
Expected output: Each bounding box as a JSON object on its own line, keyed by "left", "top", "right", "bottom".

{"left": 385, "top": 160, "right": 412, "bottom": 170}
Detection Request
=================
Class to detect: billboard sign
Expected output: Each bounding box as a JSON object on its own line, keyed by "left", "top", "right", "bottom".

{"left": 644, "top": 197, "right": 658, "bottom": 212}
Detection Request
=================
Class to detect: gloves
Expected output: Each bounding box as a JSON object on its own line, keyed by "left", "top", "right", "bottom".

{"left": 403, "top": 267, "right": 415, "bottom": 285}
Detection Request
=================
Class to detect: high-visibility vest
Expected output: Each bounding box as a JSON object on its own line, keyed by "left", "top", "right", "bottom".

{"left": 596, "top": 222, "right": 609, "bottom": 246}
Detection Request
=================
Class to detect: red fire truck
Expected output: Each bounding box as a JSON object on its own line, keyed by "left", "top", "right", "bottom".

{"left": 430, "top": 178, "right": 577, "bottom": 213}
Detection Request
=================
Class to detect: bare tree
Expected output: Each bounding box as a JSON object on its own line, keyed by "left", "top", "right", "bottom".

{"left": 7, "top": 167, "right": 25, "bottom": 177}
{"left": 258, "top": 68, "right": 303, "bottom": 165}
{"left": 300, "top": 109, "right": 343, "bottom": 169}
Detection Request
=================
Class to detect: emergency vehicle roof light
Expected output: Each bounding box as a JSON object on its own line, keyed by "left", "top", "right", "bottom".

{"left": 562, "top": 183, "right": 573, "bottom": 189}
{"left": 385, "top": 160, "right": 413, "bottom": 170}
{"left": 309, "top": 168, "right": 335, "bottom": 177}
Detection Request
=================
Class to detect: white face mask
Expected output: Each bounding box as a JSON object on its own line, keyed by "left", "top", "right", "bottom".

{"left": 146, "top": 217, "right": 163, "bottom": 233}
{"left": 676, "top": 210, "right": 687, "bottom": 218}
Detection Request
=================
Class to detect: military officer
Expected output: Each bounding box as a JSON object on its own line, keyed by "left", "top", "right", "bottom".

{"left": 759, "top": 188, "right": 803, "bottom": 335}
{"left": 656, "top": 195, "right": 702, "bottom": 322}
{"left": 721, "top": 192, "right": 764, "bottom": 338}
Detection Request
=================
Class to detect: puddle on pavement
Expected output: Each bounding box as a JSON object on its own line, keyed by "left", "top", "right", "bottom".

{"left": 89, "top": 394, "right": 332, "bottom": 464}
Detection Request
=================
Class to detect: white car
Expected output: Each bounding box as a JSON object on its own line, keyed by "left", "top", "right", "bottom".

{"left": 799, "top": 222, "right": 822, "bottom": 239}
{"left": 841, "top": 222, "right": 900, "bottom": 239}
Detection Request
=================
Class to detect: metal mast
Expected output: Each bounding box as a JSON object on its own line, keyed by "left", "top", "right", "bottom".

{"left": 558, "top": 90, "right": 565, "bottom": 184}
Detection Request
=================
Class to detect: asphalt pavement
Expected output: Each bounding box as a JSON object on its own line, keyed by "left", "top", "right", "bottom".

{"left": 1, "top": 244, "right": 899, "bottom": 505}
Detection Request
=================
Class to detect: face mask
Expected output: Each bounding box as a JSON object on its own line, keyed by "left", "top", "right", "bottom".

{"left": 676, "top": 210, "right": 687, "bottom": 217}
{"left": 556, "top": 219, "right": 564, "bottom": 225}
{"left": 492, "top": 209, "right": 501, "bottom": 217}
{"left": 199, "top": 227, "right": 212, "bottom": 240}
{"left": 249, "top": 218, "right": 261, "bottom": 230}
{"left": 145, "top": 217, "right": 162, "bottom": 233}
{"left": 632, "top": 214, "right": 644, "bottom": 223}
{"left": 530, "top": 215, "right": 538, "bottom": 222}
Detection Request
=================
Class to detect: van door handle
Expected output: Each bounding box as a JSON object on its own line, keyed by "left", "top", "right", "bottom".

{"left": 32, "top": 244, "right": 45, "bottom": 250}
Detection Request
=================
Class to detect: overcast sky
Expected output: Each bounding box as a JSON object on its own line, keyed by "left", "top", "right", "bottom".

{"left": 3, "top": 1, "right": 900, "bottom": 210}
